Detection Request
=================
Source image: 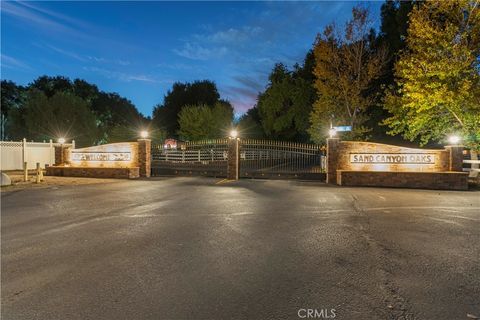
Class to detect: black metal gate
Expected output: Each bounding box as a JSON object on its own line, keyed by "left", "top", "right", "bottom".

{"left": 151, "top": 139, "right": 229, "bottom": 177}
{"left": 239, "top": 139, "right": 325, "bottom": 179}
{"left": 151, "top": 139, "right": 325, "bottom": 179}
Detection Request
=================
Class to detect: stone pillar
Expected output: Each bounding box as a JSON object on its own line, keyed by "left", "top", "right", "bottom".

{"left": 326, "top": 138, "right": 340, "bottom": 184}
{"left": 227, "top": 138, "right": 240, "bottom": 180}
{"left": 137, "top": 139, "right": 151, "bottom": 178}
{"left": 445, "top": 145, "right": 463, "bottom": 172}
{"left": 54, "top": 145, "right": 71, "bottom": 166}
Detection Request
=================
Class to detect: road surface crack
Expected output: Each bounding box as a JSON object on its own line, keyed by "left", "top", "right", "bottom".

{"left": 350, "top": 194, "right": 416, "bottom": 320}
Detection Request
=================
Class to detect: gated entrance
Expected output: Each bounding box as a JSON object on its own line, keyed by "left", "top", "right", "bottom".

{"left": 151, "top": 139, "right": 326, "bottom": 180}
{"left": 240, "top": 139, "right": 325, "bottom": 179}
{"left": 151, "top": 139, "right": 229, "bottom": 177}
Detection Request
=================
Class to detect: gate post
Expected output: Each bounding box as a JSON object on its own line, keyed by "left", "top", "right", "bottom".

{"left": 227, "top": 137, "right": 240, "bottom": 180}
{"left": 445, "top": 145, "right": 463, "bottom": 172}
{"left": 138, "top": 138, "right": 151, "bottom": 178}
{"left": 326, "top": 138, "right": 340, "bottom": 184}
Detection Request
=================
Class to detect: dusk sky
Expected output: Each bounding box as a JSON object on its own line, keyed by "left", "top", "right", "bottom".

{"left": 1, "top": 1, "right": 383, "bottom": 117}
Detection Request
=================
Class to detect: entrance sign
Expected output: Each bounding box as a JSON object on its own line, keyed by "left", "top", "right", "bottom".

{"left": 350, "top": 153, "right": 435, "bottom": 164}
{"left": 46, "top": 140, "right": 151, "bottom": 179}
{"left": 71, "top": 152, "right": 131, "bottom": 162}
{"left": 333, "top": 126, "right": 352, "bottom": 132}
{"left": 326, "top": 139, "right": 468, "bottom": 190}
{"left": 67, "top": 142, "right": 138, "bottom": 168}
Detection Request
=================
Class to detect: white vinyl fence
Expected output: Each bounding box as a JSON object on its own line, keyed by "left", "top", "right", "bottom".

{"left": 463, "top": 159, "right": 480, "bottom": 178}
{"left": 0, "top": 139, "right": 74, "bottom": 170}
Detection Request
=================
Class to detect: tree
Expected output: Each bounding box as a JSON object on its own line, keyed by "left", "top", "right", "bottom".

{"left": 237, "top": 106, "right": 265, "bottom": 139}
{"left": 309, "top": 6, "right": 388, "bottom": 143}
{"left": 152, "top": 80, "right": 221, "bottom": 137}
{"left": 30, "top": 75, "right": 73, "bottom": 97}
{"left": 257, "top": 51, "right": 316, "bottom": 142}
{"left": 1, "top": 80, "right": 26, "bottom": 140}
{"left": 24, "top": 90, "right": 99, "bottom": 147}
{"left": 383, "top": 0, "right": 480, "bottom": 155}
{"left": 91, "top": 92, "right": 146, "bottom": 143}
{"left": 177, "top": 102, "right": 233, "bottom": 140}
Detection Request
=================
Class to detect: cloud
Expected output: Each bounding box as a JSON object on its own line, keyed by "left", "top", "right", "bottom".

{"left": 83, "top": 66, "right": 169, "bottom": 84}
{"left": 1, "top": 1, "right": 89, "bottom": 40}
{"left": 45, "top": 44, "right": 88, "bottom": 62}
{"left": 1, "top": 54, "right": 32, "bottom": 70}
{"left": 194, "top": 26, "right": 262, "bottom": 44}
{"left": 173, "top": 43, "right": 227, "bottom": 61}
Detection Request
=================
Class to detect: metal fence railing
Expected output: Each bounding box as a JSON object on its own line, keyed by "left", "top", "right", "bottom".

{"left": 150, "top": 138, "right": 325, "bottom": 179}
{"left": 239, "top": 139, "right": 325, "bottom": 178}
{"left": 151, "top": 139, "right": 229, "bottom": 177}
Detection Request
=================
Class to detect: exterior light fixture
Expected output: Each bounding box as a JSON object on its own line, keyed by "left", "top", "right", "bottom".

{"left": 58, "top": 137, "right": 66, "bottom": 144}
{"left": 448, "top": 135, "right": 461, "bottom": 145}
{"left": 328, "top": 128, "right": 337, "bottom": 138}
{"left": 230, "top": 130, "right": 238, "bottom": 138}
{"left": 140, "top": 130, "right": 149, "bottom": 139}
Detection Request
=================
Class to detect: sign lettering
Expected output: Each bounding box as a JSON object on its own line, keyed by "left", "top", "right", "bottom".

{"left": 350, "top": 153, "right": 435, "bottom": 164}
{"left": 71, "top": 152, "right": 131, "bottom": 162}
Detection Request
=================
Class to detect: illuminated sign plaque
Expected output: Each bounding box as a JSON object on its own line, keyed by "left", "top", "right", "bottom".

{"left": 350, "top": 153, "right": 435, "bottom": 164}
{"left": 71, "top": 152, "right": 131, "bottom": 162}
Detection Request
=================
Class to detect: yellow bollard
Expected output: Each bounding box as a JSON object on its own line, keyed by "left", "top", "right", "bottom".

{"left": 23, "top": 162, "right": 28, "bottom": 182}
{"left": 35, "top": 162, "right": 42, "bottom": 183}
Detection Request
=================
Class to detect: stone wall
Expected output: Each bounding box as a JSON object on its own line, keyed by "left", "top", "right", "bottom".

{"left": 337, "top": 171, "right": 468, "bottom": 190}
{"left": 46, "top": 166, "right": 140, "bottom": 179}
{"left": 336, "top": 141, "right": 450, "bottom": 172}
{"left": 51, "top": 139, "right": 151, "bottom": 179}
{"left": 326, "top": 139, "right": 466, "bottom": 190}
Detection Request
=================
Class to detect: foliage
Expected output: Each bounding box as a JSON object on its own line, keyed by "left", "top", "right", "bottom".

{"left": 1, "top": 80, "right": 26, "bottom": 140}
{"left": 177, "top": 102, "right": 234, "bottom": 140}
{"left": 257, "top": 51, "right": 316, "bottom": 142}
{"left": 91, "top": 92, "right": 146, "bottom": 143}
{"left": 383, "top": 0, "right": 480, "bottom": 150}
{"left": 23, "top": 90, "right": 98, "bottom": 147}
{"left": 2, "top": 76, "right": 147, "bottom": 144}
{"left": 309, "top": 6, "right": 388, "bottom": 143}
{"left": 237, "top": 107, "right": 265, "bottom": 139}
{"left": 152, "top": 80, "right": 222, "bottom": 137}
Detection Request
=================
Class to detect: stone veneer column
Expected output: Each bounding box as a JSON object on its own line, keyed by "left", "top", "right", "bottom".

{"left": 326, "top": 138, "right": 340, "bottom": 184}
{"left": 445, "top": 145, "right": 463, "bottom": 172}
{"left": 137, "top": 139, "right": 151, "bottom": 178}
{"left": 54, "top": 145, "right": 71, "bottom": 166}
{"left": 227, "top": 138, "right": 240, "bottom": 180}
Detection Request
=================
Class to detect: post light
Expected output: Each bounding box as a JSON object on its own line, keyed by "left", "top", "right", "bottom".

{"left": 328, "top": 128, "right": 337, "bottom": 138}
{"left": 140, "top": 130, "right": 149, "bottom": 139}
{"left": 448, "top": 135, "right": 461, "bottom": 145}
{"left": 58, "top": 137, "right": 66, "bottom": 144}
{"left": 230, "top": 129, "right": 238, "bottom": 139}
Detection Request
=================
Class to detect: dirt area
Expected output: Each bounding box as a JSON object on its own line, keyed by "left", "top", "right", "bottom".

{"left": 1, "top": 170, "right": 121, "bottom": 192}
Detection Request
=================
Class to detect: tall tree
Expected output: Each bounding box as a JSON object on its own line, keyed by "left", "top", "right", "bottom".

{"left": 1, "top": 80, "right": 26, "bottom": 140}
{"left": 23, "top": 90, "right": 99, "bottom": 147}
{"left": 152, "top": 80, "right": 221, "bottom": 137}
{"left": 309, "top": 6, "right": 388, "bottom": 143}
{"left": 257, "top": 51, "right": 316, "bottom": 142}
{"left": 91, "top": 92, "right": 146, "bottom": 143}
{"left": 177, "top": 102, "right": 233, "bottom": 140}
{"left": 383, "top": 0, "right": 480, "bottom": 155}
{"left": 237, "top": 106, "right": 265, "bottom": 139}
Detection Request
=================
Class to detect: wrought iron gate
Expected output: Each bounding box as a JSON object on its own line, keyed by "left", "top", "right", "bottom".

{"left": 151, "top": 139, "right": 325, "bottom": 179}
{"left": 151, "top": 139, "right": 229, "bottom": 177}
{"left": 239, "top": 139, "right": 325, "bottom": 179}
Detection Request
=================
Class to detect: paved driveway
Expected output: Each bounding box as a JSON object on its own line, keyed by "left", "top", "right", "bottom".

{"left": 2, "top": 177, "right": 479, "bottom": 320}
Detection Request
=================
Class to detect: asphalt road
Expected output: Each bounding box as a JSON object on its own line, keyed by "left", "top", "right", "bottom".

{"left": 1, "top": 177, "right": 479, "bottom": 320}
